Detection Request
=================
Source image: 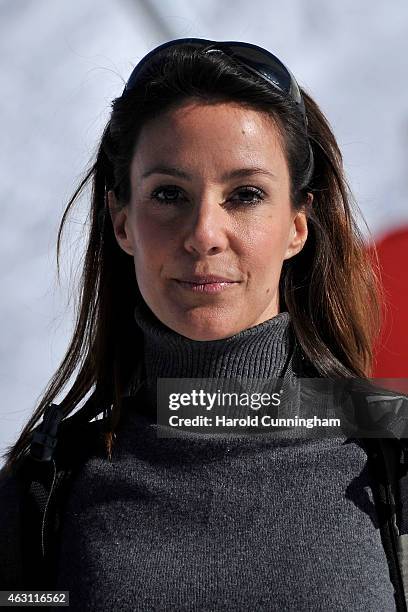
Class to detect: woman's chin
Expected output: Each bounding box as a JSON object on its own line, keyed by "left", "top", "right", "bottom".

{"left": 181, "top": 329, "right": 237, "bottom": 341}
{"left": 167, "top": 309, "right": 245, "bottom": 341}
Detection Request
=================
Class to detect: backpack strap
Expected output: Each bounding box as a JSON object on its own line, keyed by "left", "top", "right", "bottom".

{"left": 362, "top": 437, "right": 408, "bottom": 612}
{"left": 382, "top": 436, "right": 408, "bottom": 611}
{"left": 399, "top": 442, "right": 408, "bottom": 602}
{"left": 16, "top": 393, "right": 109, "bottom": 589}
{"left": 18, "top": 455, "right": 64, "bottom": 589}
{"left": 349, "top": 386, "right": 408, "bottom": 612}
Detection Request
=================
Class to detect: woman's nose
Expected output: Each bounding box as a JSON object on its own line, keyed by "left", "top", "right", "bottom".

{"left": 183, "top": 196, "right": 229, "bottom": 256}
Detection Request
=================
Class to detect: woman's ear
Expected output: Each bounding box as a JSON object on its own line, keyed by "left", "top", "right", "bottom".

{"left": 283, "top": 193, "right": 313, "bottom": 260}
{"left": 107, "top": 190, "right": 134, "bottom": 256}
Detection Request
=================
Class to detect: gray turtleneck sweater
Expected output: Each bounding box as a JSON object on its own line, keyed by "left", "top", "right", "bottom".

{"left": 53, "top": 301, "right": 395, "bottom": 611}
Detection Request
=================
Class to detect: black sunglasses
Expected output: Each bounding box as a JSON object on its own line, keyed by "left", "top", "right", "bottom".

{"left": 122, "top": 37, "right": 308, "bottom": 127}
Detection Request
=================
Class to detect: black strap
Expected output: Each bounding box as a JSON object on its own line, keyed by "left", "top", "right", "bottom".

{"left": 18, "top": 396, "right": 108, "bottom": 589}
{"left": 361, "top": 438, "right": 408, "bottom": 611}
{"left": 18, "top": 457, "right": 58, "bottom": 589}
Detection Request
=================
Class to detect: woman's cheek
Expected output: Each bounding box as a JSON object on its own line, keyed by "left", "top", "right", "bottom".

{"left": 131, "top": 211, "right": 164, "bottom": 253}
{"left": 247, "top": 222, "right": 286, "bottom": 256}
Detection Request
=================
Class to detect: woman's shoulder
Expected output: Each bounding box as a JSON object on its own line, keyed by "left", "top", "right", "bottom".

{"left": 0, "top": 414, "right": 109, "bottom": 589}
{"left": 55, "top": 415, "right": 109, "bottom": 469}
{"left": 0, "top": 461, "right": 27, "bottom": 587}
{"left": 0, "top": 460, "right": 28, "bottom": 520}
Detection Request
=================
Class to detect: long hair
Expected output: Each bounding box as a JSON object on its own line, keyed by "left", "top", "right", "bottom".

{"left": 2, "top": 44, "right": 384, "bottom": 472}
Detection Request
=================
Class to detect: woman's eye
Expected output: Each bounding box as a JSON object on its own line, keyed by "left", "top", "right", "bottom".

{"left": 150, "top": 186, "right": 186, "bottom": 204}
{"left": 149, "top": 185, "right": 265, "bottom": 206}
{"left": 232, "top": 187, "right": 265, "bottom": 205}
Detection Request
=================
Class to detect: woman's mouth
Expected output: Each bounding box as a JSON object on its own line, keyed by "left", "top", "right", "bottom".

{"left": 174, "top": 280, "right": 239, "bottom": 294}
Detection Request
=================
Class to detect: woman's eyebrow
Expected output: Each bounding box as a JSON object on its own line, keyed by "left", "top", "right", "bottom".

{"left": 141, "top": 165, "right": 277, "bottom": 181}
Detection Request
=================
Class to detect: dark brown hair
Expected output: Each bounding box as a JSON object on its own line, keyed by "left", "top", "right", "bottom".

{"left": 2, "top": 44, "right": 384, "bottom": 472}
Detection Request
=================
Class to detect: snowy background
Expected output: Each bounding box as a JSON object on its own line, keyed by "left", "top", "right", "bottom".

{"left": 1, "top": 0, "right": 408, "bottom": 463}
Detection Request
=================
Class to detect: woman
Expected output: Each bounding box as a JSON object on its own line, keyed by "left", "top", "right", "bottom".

{"left": 0, "top": 38, "right": 400, "bottom": 610}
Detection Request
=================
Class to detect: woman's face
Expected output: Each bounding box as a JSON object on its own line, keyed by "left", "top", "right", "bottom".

{"left": 109, "top": 100, "right": 309, "bottom": 341}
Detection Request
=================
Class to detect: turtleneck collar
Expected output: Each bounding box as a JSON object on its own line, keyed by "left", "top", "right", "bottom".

{"left": 130, "top": 298, "right": 295, "bottom": 392}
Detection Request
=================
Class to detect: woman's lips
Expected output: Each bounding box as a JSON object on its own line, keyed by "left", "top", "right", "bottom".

{"left": 174, "top": 280, "right": 239, "bottom": 293}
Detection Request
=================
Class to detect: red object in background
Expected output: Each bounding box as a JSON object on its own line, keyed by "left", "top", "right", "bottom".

{"left": 368, "top": 226, "right": 408, "bottom": 378}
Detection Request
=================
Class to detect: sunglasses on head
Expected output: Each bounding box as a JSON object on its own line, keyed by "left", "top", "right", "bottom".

{"left": 122, "top": 37, "right": 308, "bottom": 127}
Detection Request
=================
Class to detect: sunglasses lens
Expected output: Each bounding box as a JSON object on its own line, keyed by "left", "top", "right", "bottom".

{"left": 216, "top": 43, "right": 303, "bottom": 108}
{"left": 221, "top": 45, "right": 291, "bottom": 91}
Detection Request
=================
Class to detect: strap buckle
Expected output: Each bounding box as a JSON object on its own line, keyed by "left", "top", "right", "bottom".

{"left": 29, "top": 403, "right": 65, "bottom": 462}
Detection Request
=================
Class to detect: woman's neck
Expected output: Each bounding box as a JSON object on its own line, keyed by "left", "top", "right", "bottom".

{"left": 131, "top": 298, "right": 295, "bottom": 389}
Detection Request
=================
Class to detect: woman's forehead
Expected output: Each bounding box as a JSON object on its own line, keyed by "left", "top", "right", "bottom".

{"left": 137, "top": 99, "right": 279, "bottom": 140}
{"left": 131, "top": 102, "right": 286, "bottom": 179}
